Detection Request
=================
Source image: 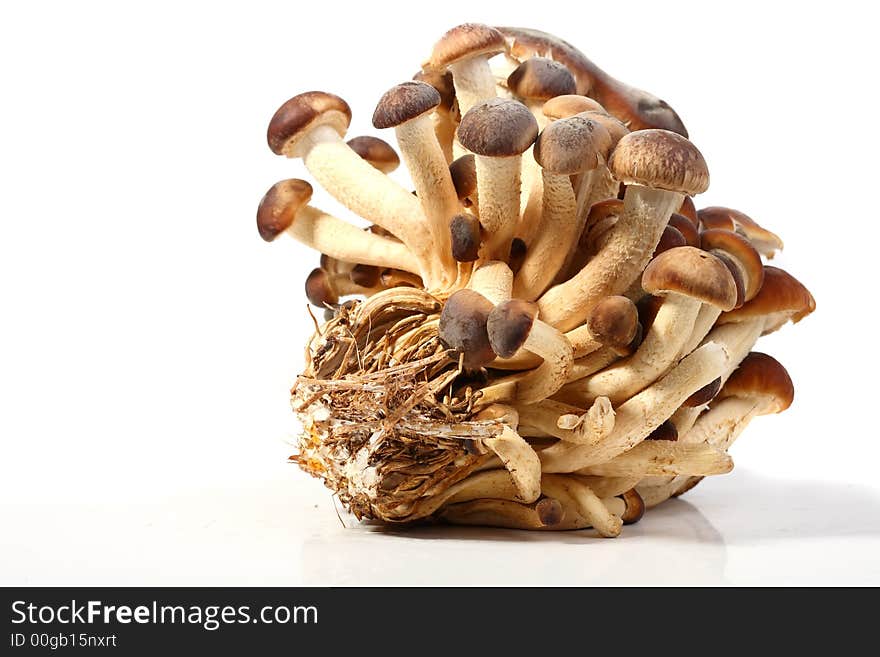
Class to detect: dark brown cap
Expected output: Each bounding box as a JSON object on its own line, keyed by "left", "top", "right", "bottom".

{"left": 507, "top": 57, "right": 576, "bottom": 101}
{"left": 578, "top": 110, "right": 629, "bottom": 147}
{"left": 683, "top": 377, "right": 722, "bottom": 407}
{"left": 533, "top": 114, "right": 611, "bottom": 174}
{"left": 700, "top": 229, "right": 764, "bottom": 302}
{"left": 256, "top": 179, "right": 313, "bottom": 241}
{"left": 486, "top": 299, "right": 538, "bottom": 358}
{"left": 718, "top": 266, "right": 815, "bottom": 326}
{"left": 427, "top": 23, "right": 507, "bottom": 69}
{"left": 346, "top": 136, "right": 400, "bottom": 173}
{"left": 372, "top": 81, "right": 441, "bottom": 129}
{"left": 267, "top": 92, "right": 351, "bottom": 156}
{"left": 542, "top": 94, "right": 606, "bottom": 120}
{"left": 349, "top": 264, "right": 380, "bottom": 288}
{"left": 712, "top": 251, "right": 746, "bottom": 309}
{"left": 439, "top": 289, "right": 496, "bottom": 369}
{"left": 646, "top": 420, "right": 678, "bottom": 441}
{"left": 449, "top": 213, "right": 481, "bottom": 262}
{"left": 620, "top": 489, "right": 645, "bottom": 525}
{"left": 642, "top": 246, "right": 738, "bottom": 310}
{"left": 587, "top": 295, "right": 639, "bottom": 355}
{"left": 449, "top": 154, "right": 477, "bottom": 204}
{"left": 609, "top": 129, "right": 709, "bottom": 195}
{"left": 720, "top": 352, "right": 794, "bottom": 413}
{"left": 305, "top": 268, "right": 339, "bottom": 306}
{"left": 535, "top": 497, "right": 564, "bottom": 527}
{"left": 653, "top": 224, "right": 687, "bottom": 258}
{"left": 457, "top": 98, "right": 538, "bottom": 157}
{"left": 668, "top": 213, "right": 700, "bottom": 247}
{"left": 412, "top": 69, "right": 455, "bottom": 111}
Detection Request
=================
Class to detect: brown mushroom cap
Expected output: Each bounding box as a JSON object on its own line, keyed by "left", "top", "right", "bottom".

{"left": 427, "top": 23, "right": 507, "bottom": 69}
{"left": 712, "top": 251, "right": 746, "bottom": 309}
{"left": 449, "top": 154, "right": 477, "bottom": 203}
{"left": 533, "top": 114, "right": 610, "bottom": 175}
{"left": 449, "top": 213, "right": 481, "bottom": 262}
{"left": 620, "top": 489, "right": 646, "bottom": 525}
{"left": 678, "top": 196, "right": 699, "bottom": 227}
{"left": 372, "top": 81, "right": 441, "bottom": 129}
{"left": 536, "top": 497, "right": 565, "bottom": 527}
{"left": 699, "top": 206, "right": 784, "bottom": 254}
{"left": 719, "top": 352, "right": 794, "bottom": 413}
{"left": 718, "top": 266, "right": 815, "bottom": 325}
{"left": 349, "top": 264, "right": 381, "bottom": 288}
{"left": 256, "top": 179, "right": 314, "bottom": 241}
{"left": 487, "top": 299, "right": 538, "bottom": 358}
{"left": 346, "top": 136, "right": 400, "bottom": 173}
{"left": 683, "top": 376, "right": 722, "bottom": 407}
{"left": 642, "top": 246, "right": 738, "bottom": 310}
{"left": 700, "top": 228, "right": 764, "bottom": 302}
{"left": 507, "top": 57, "right": 577, "bottom": 101}
{"left": 698, "top": 206, "right": 736, "bottom": 232}
{"left": 267, "top": 92, "right": 351, "bottom": 156}
{"left": 587, "top": 295, "right": 639, "bottom": 354}
{"left": 646, "top": 420, "right": 678, "bottom": 441}
{"left": 609, "top": 129, "right": 709, "bottom": 195}
{"left": 668, "top": 213, "right": 700, "bottom": 247}
{"left": 653, "top": 224, "right": 687, "bottom": 257}
{"left": 439, "top": 289, "right": 496, "bottom": 369}
{"left": 412, "top": 69, "right": 456, "bottom": 111}
{"left": 578, "top": 110, "right": 629, "bottom": 147}
{"left": 305, "top": 267, "right": 339, "bottom": 306}
{"left": 457, "top": 98, "right": 539, "bottom": 157}
{"left": 542, "top": 94, "right": 606, "bottom": 120}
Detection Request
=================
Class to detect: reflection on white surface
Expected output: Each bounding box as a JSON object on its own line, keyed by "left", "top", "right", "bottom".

{"left": 3, "top": 467, "right": 879, "bottom": 586}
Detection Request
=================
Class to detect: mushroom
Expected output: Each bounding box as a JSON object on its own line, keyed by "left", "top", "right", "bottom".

{"left": 412, "top": 68, "right": 457, "bottom": 163}
{"left": 457, "top": 98, "right": 538, "bottom": 260}
{"left": 701, "top": 229, "right": 765, "bottom": 304}
{"left": 506, "top": 57, "right": 577, "bottom": 128}
{"left": 424, "top": 23, "right": 507, "bottom": 116}
{"left": 482, "top": 299, "right": 574, "bottom": 404}
{"left": 539, "top": 341, "right": 729, "bottom": 472}
{"left": 467, "top": 260, "right": 513, "bottom": 305}
{"left": 473, "top": 404, "right": 541, "bottom": 503}
{"left": 304, "top": 267, "right": 383, "bottom": 308}
{"left": 438, "top": 288, "right": 496, "bottom": 370}
{"left": 541, "top": 474, "right": 622, "bottom": 537}
{"left": 514, "top": 114, "right": 611, "bottom": 300}
{"left": 558, "top": 246, "right": 736, "bottom": 406}
{"left": 678, "top": 196, "right": 699, "bottom": 227}
{"left": 267, "top": 91, "right": 439, "bottom": 286}
{"left": 373, "top": 81, "right": 460, "bottom": 287}
{"left": 346, "top": 135, "right": 400, "bottom": 173}
{"left": 668, "top": 213, "right": 700, "bottom": 247}
{"left": 257, "top": 179, "right": 421, "bottom": 274}
{"left": 698, "top": 206, "right": 784, "bottom": 258}
{"left": 439, "top": 497, "right": 572, "bottom": 530}
{"left": 717, "top": 266, "right": 815, "bottom": 334}
{"left": 449, "top": 153, "right": 478, "bottom": 209}
{"left": 571, "top": 110, "right": 630, "bottom": 224}
{"left": 497, "top": 26, "right": 689, "bottom": 136}
{"left": 449, "top": 213, "right": 481, "bottom": 262}
{"left": 578, "top": 441, "right": 732, "bottom": 477}
{"left": 619, "top": 488, "right": 646, "bottom": 525}
{"left": 537, "top": 129, "right": 710, "bottom": 331}
{"left": 542, "top": 94, "right": 607, "bottom": 120}
{"left": 515, "top": 397, "right": 615, "bottom": 445}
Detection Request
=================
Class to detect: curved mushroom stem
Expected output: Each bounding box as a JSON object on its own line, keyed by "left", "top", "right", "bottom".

{"left": 472, "top": 405, "right": 541, "bottom": 503}
{"left": 467, "top": 260, "right": 513, "bottom": 305}
{"left": 556, "top": 293, "right": 700, "bottom": 405}
{"left": 285, "top": 205, "right": 422, "bottom": 274}
{"left": 537, "top": 186, "right": 684, "bottom": 330}
{"left": 513, "top": 169, "right": 578, "bottom": 300}
{"left": 475, "top": 155, "right": 523, "bottom": 260}
{"left": 577, "top": 442, "right": 732, "bottom": 478}
{"left": 565, "top": 347, "right": 620, "bottom": 382}
{"left": 294, "top": 124, "right": 440, "bottom": 286}
{"left": 541, "top": 475, "right": 622, "bottom": 537}
{"left": 515, "top": 397, "right": 614, "bottom": 445}
{"left": 393, "top": 114, "right": 460, "bottom": 288}
{"left": 539, "top": 341, "right": 729, "bottom": 473}
{"left": 679, "top": 305, "right": 723, "bottom": 358}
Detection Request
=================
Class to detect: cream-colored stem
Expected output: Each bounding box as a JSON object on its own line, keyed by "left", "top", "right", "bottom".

{"left": 287, "top": 206, "right": 421, "bottom": 273}
{"left": 516, "top": 319, "right": 574, "bottom": 403}
{"left": 432, "top": 110, "right": 456, "bottom": 164}
{"left": 575, "top": 475, "right": 641, "bottom": 498}
{"left": 564, "top": 348, "right": 619, "bottom": 383}
{"left": 515, "top": 397, "right": 614, "bottom": 445}
{"left": 517, "top": 148, "right": 544, "bottom": 247}
{"left": 394, "top": 115, "right": 460, "bottom": 288}
{"left": 513, "top": 170, "right": 578, "bottom": 300}
{"left": 637, "top": 406, "right": 705, "bottom": 487}
{"left": 537, "top": 186, "right": 683, "bottom": 331}
{"left": 557, "top": 293, "right": 701, "bottom": 405}
{"left": 578, "top": 442, "right": 732, "bottom": 477}
{"left": 467, "top": 260, "right": 512, "bottom": 305}
{"left": 297, "top": 125, "right": 437, "bottom": 284}
{"left": 685, "top": 396, "right": 764, "bottom": 452}
{"left": 541, "top": 475, "right": 622, "bottom": 537}
{"left": 564, "top": 324, "right": 603, "bottom": 358}
{"left": 475, "top": 155, "right": 522, "bottom": 261}
{"left": 449, "top": 57, "right": 497, "bottom": 116}
{"left": 680, "top": 305, "right": 723, "bottom": 358}
{"left": 483, "top": 425, "right": 541, "bottom": 503}
{"left": 489, "top": 322, "right": 601, "bottom": 371}
{"left": 540, "top": 342, "right": 728, "bottom": 473}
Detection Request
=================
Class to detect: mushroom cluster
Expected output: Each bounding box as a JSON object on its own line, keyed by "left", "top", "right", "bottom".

{"left": 260, "top": 24, "right": 815, "bottom": 537}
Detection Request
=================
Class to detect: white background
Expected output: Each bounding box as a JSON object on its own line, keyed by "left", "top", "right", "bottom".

{"left": 2, "top": 0, "right": 878, "bottom": 585}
